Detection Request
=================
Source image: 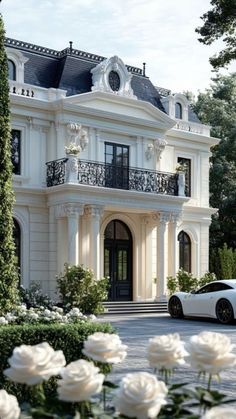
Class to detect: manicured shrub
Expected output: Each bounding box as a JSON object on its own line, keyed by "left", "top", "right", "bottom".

{"left": 57, "top": 264, "right": 109, "bottom": 314}
{"left": 0, "top": 321, "right": 114, "bottom": 402}
{"left": 167, "top": 269, "right": 216, "bottom": 295}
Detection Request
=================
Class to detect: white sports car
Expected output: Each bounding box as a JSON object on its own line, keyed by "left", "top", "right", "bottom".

{"left": 168, "top": 280, "right": 236, "bottom": 324}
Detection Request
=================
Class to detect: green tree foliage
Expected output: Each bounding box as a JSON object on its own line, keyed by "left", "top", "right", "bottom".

{"left": 0, "top": 15, "right": 20, "bottom": 312}
{"left": 196, "top": 0, "right": 236, "bottom": 69}
{"left": 194, "top": 73, "right": 236, "bottom": 253}
{"left": 167, "top": 269, "right": 216, "bottom": 294}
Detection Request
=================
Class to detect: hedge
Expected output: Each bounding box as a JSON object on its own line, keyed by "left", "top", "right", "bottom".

{"left": 0, "top": 321, "right": 114, "bottom": 402}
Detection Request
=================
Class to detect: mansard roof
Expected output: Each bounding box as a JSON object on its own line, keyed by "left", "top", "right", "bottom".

{"left": 5, "top": 37, "right": 165, "bottom": 112}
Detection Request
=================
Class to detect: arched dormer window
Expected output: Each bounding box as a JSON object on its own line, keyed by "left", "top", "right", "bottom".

{"left": 8, "top": 59, "right": 16, "bottom": 80}
{"left": 178, "top": 231, "right": 191, "bottom": 272}
{"left": 175, "top": 102, "right": 182, "bottom": 119}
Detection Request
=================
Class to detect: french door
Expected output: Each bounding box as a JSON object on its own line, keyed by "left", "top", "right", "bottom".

{"left": 104, "top": 220, "right": 132, "bottom": 301}
{"left": 105, "top": 143, "right": 129, "bottom": 190}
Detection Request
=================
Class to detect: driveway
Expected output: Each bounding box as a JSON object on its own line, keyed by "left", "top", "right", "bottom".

{"left": 99, "top": 313, "right": 236, "bottom": 397}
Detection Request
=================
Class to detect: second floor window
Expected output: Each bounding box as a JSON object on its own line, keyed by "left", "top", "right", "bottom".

{"left": 177, "top": 157, "right": 191, "bottom": 197}
{"left": 11, "top": 130, "right": 21, "bottom": 175}
{"left": 8, "top": 59, "right": 16, "bottom": 81}
{"left": 105, "top": 142, "right": 129, "bottom": 190}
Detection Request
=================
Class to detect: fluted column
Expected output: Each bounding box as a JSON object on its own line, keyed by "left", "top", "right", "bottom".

{"left": 168, "top": 213, "right": 181, "bottom": 278}
{"left": 55, "top": 203, "right": 84, "bottom": 268}
{"left": 84, "top": 205, "right": 104, "bottom": 278}
{"left": 155, "top": 212, "right": 171, "bottom": 300}
{"left": 140, "top": 215, "right": 153, "bottom": 300}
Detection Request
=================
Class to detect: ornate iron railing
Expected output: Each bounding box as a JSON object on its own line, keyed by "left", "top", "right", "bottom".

{"left": 46, "top": 158, "right": 68, "bottom": 187}
{"left": 46, "top": 158, "right": 178, "bottom": 196}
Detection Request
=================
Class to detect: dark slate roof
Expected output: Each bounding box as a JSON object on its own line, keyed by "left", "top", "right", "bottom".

{"left": 5, "top": 37, "right": 165, "bottom": 112}
{"left": 5, "top": 37, "right": 200, "bottom": 122}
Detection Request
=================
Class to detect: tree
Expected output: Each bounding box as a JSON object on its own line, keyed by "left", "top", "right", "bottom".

{"left": 196, "top": 0, "right": 236, "bottom": 69}
{"left": 193, "top": 73, "right": 236, "bottom": 254}
{"left": 0, "top": 14, "right": 20, "bottom": 312}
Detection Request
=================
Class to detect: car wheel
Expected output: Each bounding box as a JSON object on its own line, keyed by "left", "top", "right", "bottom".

{"left": 168, "top": 296, "right": 184, "bottom": 319}
{"left": 216, "top": 298, "right": 234, "bottom": 324}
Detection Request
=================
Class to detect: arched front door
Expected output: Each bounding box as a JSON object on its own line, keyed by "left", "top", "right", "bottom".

{"left": 104, "top": 220, "right": 132, "bottom": 301}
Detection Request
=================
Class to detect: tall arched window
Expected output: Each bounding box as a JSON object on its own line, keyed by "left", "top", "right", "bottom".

{"left": 178, "top": 230, "right": 191, "bottom": 272}
{"left": 8, "top": 59, "right": 16, "bottom": 81}
{"left": 175, "top": 102, "right": 182, "bottom": 119}
{"left": 13, "top": 218, "right": 21, "bottom": 272}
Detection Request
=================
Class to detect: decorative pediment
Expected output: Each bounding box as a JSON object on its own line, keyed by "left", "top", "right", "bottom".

{"left": 91, "top": 55, "right": 137, "bottom": 99}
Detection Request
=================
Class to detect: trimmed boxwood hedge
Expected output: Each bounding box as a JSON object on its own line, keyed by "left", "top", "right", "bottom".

{"left": 0, "top": 321, "right": 114, "bottom": 402}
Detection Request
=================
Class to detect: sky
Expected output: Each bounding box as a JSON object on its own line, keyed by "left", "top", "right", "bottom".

{"left": 1, "top": 0, "right": 236, "bottom": 96}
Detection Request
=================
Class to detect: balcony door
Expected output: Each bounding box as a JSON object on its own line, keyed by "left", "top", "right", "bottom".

{"left": 104, "top": 220, "right": 132, "bottom": 301}
{"left": 105, "top": 143, "right": 129, "bottom": 189}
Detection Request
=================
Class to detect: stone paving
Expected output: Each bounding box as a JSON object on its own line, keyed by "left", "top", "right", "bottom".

{"left": 99, "top": 313, "right": 236, "bottom": 398}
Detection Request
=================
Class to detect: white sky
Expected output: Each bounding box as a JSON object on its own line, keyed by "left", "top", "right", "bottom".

{"left": 1, "top": 0, "right": 235, "bottom": 96}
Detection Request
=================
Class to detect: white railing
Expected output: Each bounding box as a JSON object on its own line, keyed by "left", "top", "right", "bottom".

{"left": 175, "top": 119, "right": 210, "bottom": 136}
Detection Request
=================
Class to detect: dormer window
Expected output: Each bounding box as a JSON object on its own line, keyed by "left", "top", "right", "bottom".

{"left": 8, "top": 59, "right": 16, "bottom": 80}
{"left": 175, "top": 102, "right": 182, "bottom": 119}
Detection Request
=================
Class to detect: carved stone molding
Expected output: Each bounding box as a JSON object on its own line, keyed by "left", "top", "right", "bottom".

{"left": 66, "top": 123, "right": 89, "bottom": 151}
{"left": 145, "top": 137, "right": 167, "bottom": 161}
{"left": 84, "top": 205, "right": 104, "bottom": 219}
{"left": 55, "top": 203, "right": 84, "bottom": 219}
{"left": 91, "top": 55, "right": 137, "bottom": 99}
{"left": 170, "top": 212, "right": 183, "bottom": 224}
{"left": 152, "top": 211, "right": 171, "bottom": 224}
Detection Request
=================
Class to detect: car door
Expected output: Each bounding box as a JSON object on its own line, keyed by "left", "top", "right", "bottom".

{"left": 183, "top": 283, "right": 217, "bottom": 316}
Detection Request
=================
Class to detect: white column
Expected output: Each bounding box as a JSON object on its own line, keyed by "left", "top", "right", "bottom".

{"left": 84, "top": 205, "right": 104, "bottom": 278}
{"left": 168, "top": 213, "right": 181, "bottom": 277}
{"left": 155, "top": 212, "right": 170, "bottom": 300}
{"left": 140, "top": 216, "right": 153, "bottom": 300}
{"left": 55, "top": 203, "right": 83, "bottom": 267}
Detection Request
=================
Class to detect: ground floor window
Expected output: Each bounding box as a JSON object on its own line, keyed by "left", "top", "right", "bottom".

{"left": 178, "top": 230, "right": 191, "bottom": 272}
{"left": 13, "top": 218, "right": 21, "bottom": 271}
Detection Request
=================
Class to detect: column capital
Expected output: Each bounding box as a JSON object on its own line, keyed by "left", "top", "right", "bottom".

{"left": 55, "top": 203, "right": 84, "bottom": 219}
{"left": 170, "top": 212, "right": 183, "bottom": 224}
{"left": 152, "top": 211, "right": 171, "bottom": 224}
{"left": 84, "top": 205, "right": 104, "bottom": 218}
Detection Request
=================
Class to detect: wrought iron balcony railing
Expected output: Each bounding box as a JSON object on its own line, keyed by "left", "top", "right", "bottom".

{"left": 46, "top": 158, "right": 180, "bottom": 196}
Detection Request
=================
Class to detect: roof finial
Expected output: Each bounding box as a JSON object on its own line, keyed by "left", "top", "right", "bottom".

{"left": 143, "top": 62, "right": 146, "bottom": 77}
{"left": 69, "top": 41, "right": 73, "bottom": 54}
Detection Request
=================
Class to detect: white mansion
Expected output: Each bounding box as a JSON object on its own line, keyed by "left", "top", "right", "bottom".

{"left": 6, "top": 38, "right": 218, "bottom": 301}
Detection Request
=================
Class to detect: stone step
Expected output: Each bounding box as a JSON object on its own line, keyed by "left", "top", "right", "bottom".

{"left": 102, "top": 301, "right": 168, "bottom": 315}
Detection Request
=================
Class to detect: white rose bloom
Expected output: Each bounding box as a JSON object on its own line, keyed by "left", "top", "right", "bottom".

{"left": 4, "top": 342, "right": 66, "bottom": 385}
{"left": 202, "top": 406, "right": 236, "bottom": 419}
{"left": 58, "top": 359, "right": 104, "bottom": 402}
{"left": 185, "top": 331, "right": 236, "bottom": 374}
{"left": 147, "top": 333, "right": 186, "bottom": 370}
{"left": 0, "top": 317, "right": 8, "bottom": 325}
{"left": 82, "top": 332, "right": 127, "bottom": 364}
{"left": 115, "top": 372, "right": 167, "bottom": 419}
{"left": 0, "top": 389, "right": 20, "bottom": 419}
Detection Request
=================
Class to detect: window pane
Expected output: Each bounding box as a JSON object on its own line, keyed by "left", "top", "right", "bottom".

{"left": 175, "top": 102, "right": 182, "bottom": 119}
{"left": 104, "top": 222, "right": 114, "bottom": 239}
{"left": 117, "top": 250, "right": 127, "bottom": 280}
{"left": 8, "top": 60, "right": 16, "bottom": 81}
{"left": 115, "top": 221, "right": 129, "bottom": 240}
{"left": 177, "top": 157, "right": 191, "bottom": 197}
{"left": 11, "top": 130, "right": 21, "bottom": 175}
{"left": 178, "top": 230, "right": 191, "bottom": 272}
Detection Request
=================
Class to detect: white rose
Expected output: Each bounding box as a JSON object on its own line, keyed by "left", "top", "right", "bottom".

{"left": 0, "top": 389, "right": 20, "bottom": 419}
{"left": 0, "top": 317, "right": 8, "bottom": 325}
{"left": 82, "top": 332, "right": 127, "bottom": 364}
{"left": 147, "top": 333, "right": 186, "bottom": 370}
{"left": 4, "top": 342, "right": 66, "bottom": 385}
{"left": 115, "top": 372, "right": 167, "bottom": 419}
{"left": 185, "top": 331, "right": 236, "bottom": 374}
{"left": 202, "top": 406, "right": 236, "bottom": 419}
{"left": 58, "top": 359, "right": 104, "bottom": 402}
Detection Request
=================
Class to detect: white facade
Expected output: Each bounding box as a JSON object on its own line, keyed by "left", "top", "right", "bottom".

{"left": 8, "top": 40, "right": 218, "bottom": 301}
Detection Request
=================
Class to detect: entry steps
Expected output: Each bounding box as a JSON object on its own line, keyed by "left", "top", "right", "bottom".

{"left": 102, "top": 301, "right": 168, "bottom": 315}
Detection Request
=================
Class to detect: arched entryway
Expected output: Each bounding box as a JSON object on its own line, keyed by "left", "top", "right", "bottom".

{"left": 104, "top": 220, "right": 132, "bottom": 301}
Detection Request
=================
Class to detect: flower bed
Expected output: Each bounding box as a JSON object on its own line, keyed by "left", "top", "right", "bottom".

{"left": 1, "top": 330, "right": 236, "bottom": 418}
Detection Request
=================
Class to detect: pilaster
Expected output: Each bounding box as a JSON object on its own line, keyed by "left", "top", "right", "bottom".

{"left": 84, "top": 205, "right": 104, "bottom": 278}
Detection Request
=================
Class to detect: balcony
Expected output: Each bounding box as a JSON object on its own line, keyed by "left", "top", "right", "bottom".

{"left": 46, "top": 158, "right": 183, "bottom": 197}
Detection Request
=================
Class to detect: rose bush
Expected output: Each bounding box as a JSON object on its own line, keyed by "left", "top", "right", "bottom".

{"left": 82, "top": 332, "right": 127, "bottom": 364}
{"left": 1, "top": 330, "right": 236, "bottom": 418}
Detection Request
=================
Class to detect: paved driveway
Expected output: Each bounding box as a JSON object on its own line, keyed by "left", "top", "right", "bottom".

{"left": 99, "top": 313, "right": 236, "bottom": 397}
